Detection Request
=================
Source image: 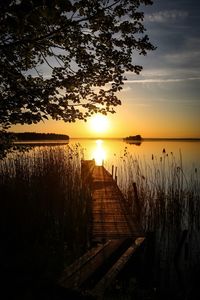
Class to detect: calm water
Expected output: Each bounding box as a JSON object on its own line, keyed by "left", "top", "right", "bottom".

{"left": 69, "top": 138, "right": 200, "bottom": 175}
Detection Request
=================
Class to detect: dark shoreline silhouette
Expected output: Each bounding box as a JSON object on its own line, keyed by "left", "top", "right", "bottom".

{"left": 10, "top": 132, "right": 69, "bottom": 141}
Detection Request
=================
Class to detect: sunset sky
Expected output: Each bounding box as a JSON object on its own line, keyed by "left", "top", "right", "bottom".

{"left": 12, "top": 0, "right": 200, "bottom": 138}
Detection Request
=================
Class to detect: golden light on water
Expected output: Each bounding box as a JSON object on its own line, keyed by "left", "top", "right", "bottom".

{"left": 92, "top": 139, "right": 106, "bottom": 166}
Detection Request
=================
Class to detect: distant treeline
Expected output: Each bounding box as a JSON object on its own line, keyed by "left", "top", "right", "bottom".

{"left": 12, "top": 132, "right": 69, "bottom": 141}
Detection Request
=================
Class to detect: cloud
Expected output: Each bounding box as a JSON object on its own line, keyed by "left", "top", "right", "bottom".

{"left": 185, "top": 37, "right": 200, "bottom": 48}
{"left": 120, "top": 86, "right": 132, "bottom": 92}
{"left": 165, "top": 51, "right": 200, "bottom": 67}
{"left": 146, "top": 10, "right": 188, "bottom": 23}
{"left": 125, "top": 77, "right": 200, "bottom": 84}
{"left": 134, "top": 103, "right": 152, "bottom": 107}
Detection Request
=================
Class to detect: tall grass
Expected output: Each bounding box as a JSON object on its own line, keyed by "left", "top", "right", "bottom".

{"left": 0, "top": 144, "right": 89, "bottom": 285}
{"left": 115, "top": 149, "right": 199, "bottom": 231}
{"left": 106, "top": 148, "right": 200, "bottom": 298}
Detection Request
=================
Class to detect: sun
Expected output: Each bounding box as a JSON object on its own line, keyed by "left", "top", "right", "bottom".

{"left": 89, "top": 115, "right": 109, "bottom": 133}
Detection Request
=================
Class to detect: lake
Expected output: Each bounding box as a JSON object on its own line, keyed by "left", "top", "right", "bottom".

{"left": 69, "top": 138, "right": 200, "bottom": 177}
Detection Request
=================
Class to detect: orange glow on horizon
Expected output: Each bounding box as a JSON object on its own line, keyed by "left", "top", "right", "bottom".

{"left": 10, "top": 103, "right": 200, "bottom": 139}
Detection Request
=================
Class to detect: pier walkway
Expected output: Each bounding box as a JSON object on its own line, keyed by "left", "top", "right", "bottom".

{"left": 90, "top": 162, "right": 142, "bottom": 242}
{"left": 58, "top": 160, "right": 145, "bottom": 298}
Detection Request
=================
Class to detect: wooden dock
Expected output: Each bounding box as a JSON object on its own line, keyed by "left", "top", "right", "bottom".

{"left": 58, "top": 160, "right": 145, "bottom": 298}
{"left": 90, "top": 162, "right": 142, "bottom": 242}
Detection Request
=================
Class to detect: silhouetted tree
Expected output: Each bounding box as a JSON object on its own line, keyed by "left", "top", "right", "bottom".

{"left": 0, "top": 0, "right": 155, "bottom": 155}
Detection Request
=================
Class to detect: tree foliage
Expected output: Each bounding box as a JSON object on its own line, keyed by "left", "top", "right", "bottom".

{"left": 0, "top": 0, "right": 155, "bottom": 133}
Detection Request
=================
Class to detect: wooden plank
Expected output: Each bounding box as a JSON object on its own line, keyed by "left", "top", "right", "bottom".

{"left": 58, "top": 242, "right": 110, "bottom": 286}
{"left": 59, "top": 239, "right": 125, "bottom": 289}
{"left": 91, "top": 237, "right": 145, "bottom": 298}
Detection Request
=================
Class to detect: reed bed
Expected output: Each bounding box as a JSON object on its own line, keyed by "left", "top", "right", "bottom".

{"left": 115, "top": 149, "right": 200, "bottom": 231}
{"left": 105, "top": 148, "right": 200, "bottom": 298}
{"left": 0, "top": 144, "right": 89, "bottom": 285}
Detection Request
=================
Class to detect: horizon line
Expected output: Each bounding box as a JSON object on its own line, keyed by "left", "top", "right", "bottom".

{"left": 70, "top": 137, "right": 200, "bottom": 140}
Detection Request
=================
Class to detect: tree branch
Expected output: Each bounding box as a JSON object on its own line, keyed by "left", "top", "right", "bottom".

{"left": 0, "top": 1, "right": 124, "bottom": 50}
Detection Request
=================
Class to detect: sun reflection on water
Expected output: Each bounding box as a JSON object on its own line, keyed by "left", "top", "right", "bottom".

{"left": 92, "top": 139, "right": 106, "bottom": 166}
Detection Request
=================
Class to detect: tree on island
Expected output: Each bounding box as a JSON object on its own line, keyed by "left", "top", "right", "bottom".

{"left": 125, "top": 134, "right": 142, "bottom": 140}
{"left": 0, "top": 0, "right": 155, "bottom": 157}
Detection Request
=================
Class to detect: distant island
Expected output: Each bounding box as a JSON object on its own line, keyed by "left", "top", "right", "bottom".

{"left": 123, "top": 135, "right": 142, "bottom": 145}
{"left": 123, "top": 135, "right": 200, "bottom": 141}
{"left": 124, "top": 134, "right": 143, "bottom": 141}
{"left": 11, "top": 132, "right": 69, "bottom": 141}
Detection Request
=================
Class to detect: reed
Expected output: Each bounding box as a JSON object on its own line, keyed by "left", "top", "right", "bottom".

{"left": 105, "top": 148, "right": 200, "bottom": 297}
{"left": 114, "top": 149, "right": 200, "bottom": 233}
{"left": 0, "top": 144, "right": 89, "bottom": 284}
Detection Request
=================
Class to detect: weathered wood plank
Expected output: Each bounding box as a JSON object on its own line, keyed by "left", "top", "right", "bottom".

{"left": 91, "top": 237, "right": 146, "bottom": 298}
{"left": 59, "top": 239, "right": 125, "bottom": 290}
{"left": 58, "top": 242, "right": 109, "bottom": 287}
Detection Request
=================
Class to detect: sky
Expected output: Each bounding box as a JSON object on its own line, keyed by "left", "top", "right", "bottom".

{"left": 12, "top": 0, "right": 200, "bottom": 138}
